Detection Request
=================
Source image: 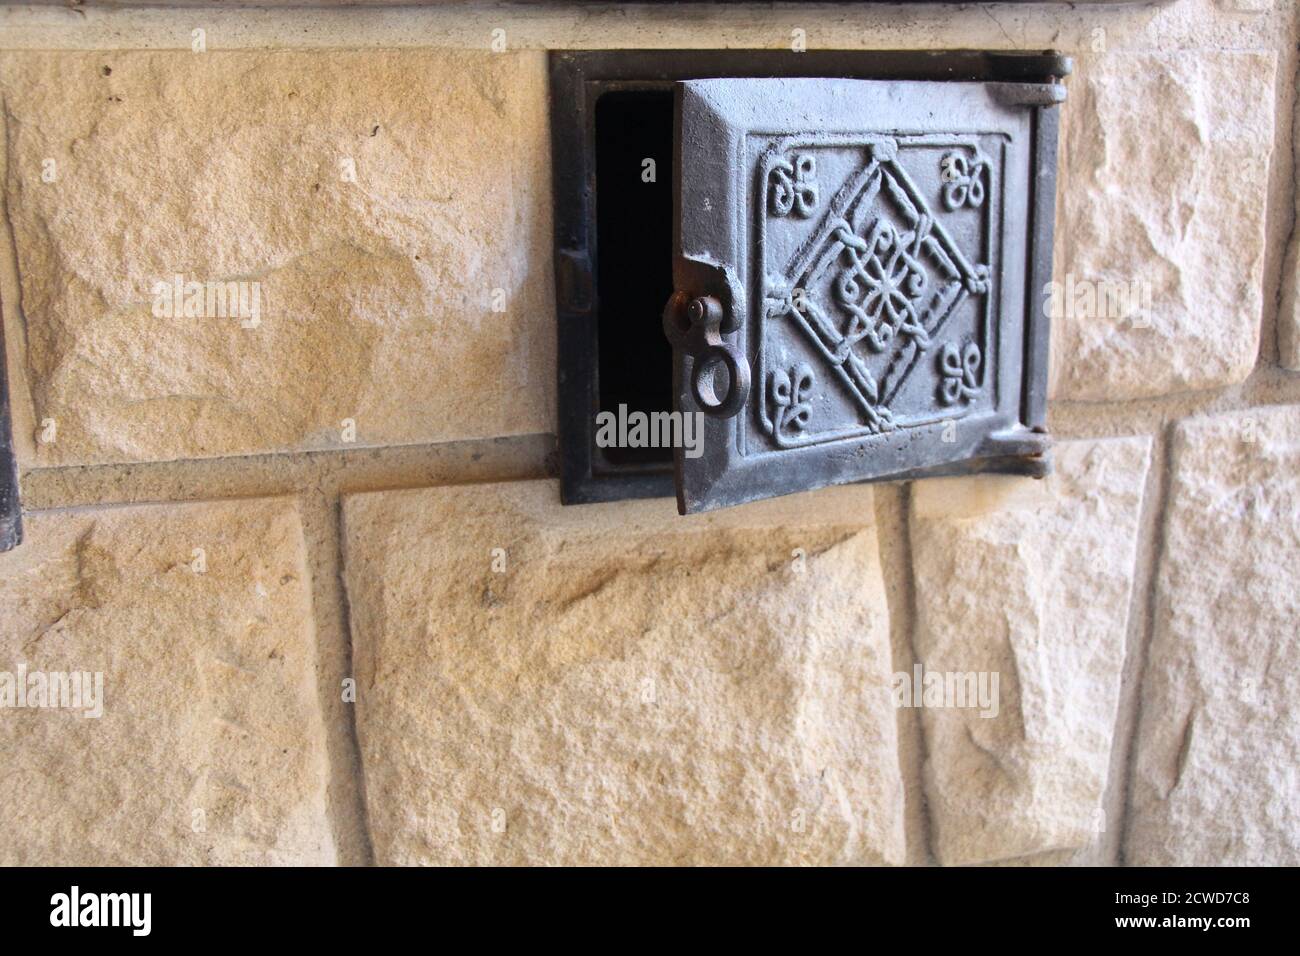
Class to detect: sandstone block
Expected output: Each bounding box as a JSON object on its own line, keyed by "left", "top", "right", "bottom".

{"left": 1285, "top": 248, "right": 1300, "bottom": 369}
{"left": 343, "top": 480, "right": 905, "bottom": 865}
{"left": 0, "top": 49, "right": 551, "bottom": 465}
{"left": 1283, "top": 92, "right": 1300, "bottom": 371}
{"left": 910, "top": 437, "right": 1152, "bottom": 864}
{"left": 1127, "top": 405, "right": 1300, "bottom": 865}
{"left": 1051, "top": 52, "right": 1275, "bottom": 400}
{"left": 0, "top": 498, "right": 334, "bottom": 865}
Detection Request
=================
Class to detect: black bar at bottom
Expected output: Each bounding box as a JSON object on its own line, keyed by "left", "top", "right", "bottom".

{"left": 0, "top": 866, "right": 1283, "bottom": 942}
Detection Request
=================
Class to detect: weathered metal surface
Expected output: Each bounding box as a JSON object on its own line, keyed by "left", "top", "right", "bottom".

{"left": 662, "top": 292, "right": 750, "bottom": 419}
{"left": 669, "top": 76, "right": 1064, "bottom": 514}
{"left": 0, "top": 298, "right": 21, "bottom": 551}
{"left": 550, "top": 50, "right": 1067, "bottom": 510}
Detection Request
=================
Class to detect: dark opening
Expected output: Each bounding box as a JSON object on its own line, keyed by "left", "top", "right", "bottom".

{"left": 594, "top": 89, "right": 675, "bottom": 467}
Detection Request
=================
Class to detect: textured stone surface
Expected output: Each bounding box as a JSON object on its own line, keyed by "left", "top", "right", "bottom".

{"left": 1285, "top": 90, "right": 1300, "bottom": 372}
{"left": 1287, "top": 240, "right": 1300, "bottom": 369}
{"left": 0, "top": 498, "right": 334, "bottom": 865}
{"left": 344, "top": 480, "right": 904, "bottom": 865}
{"left": 1052, "top": 51, "right": 1275, "bottom": 400}
{"left": 1128, "top": 405, "right": 1300, "bottom": 865}
{"left": 910, "top": 437, "right": 1152, "bottom": 865}
{"left": 1286, "top": 257, "right": 1300, "bottom": 370}
{"left": 0, "top": 49, "right": 551, "bottom": 465}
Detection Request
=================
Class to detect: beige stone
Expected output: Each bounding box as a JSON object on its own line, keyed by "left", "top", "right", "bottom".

{"left": 910, "top": 437, "right": 1152, "bottom": 865}
{"left": 1287, "top": 244, "right": 1300, "bottom": 370}
{"left": 0, "top": 498, "right": 334, "bottom": 865}
{"left": 1286, "top": 258, "right": 1300, "bottom": 370}
{"left": 1284, "top": 91, "right": 1300, "bottom": 372}
{"left": 1128, "top": 405, "right": 1300, "bottom": 865}
{"left": 1051, "top": 51, "right": 1275, "bottom": 400}
{"left": 0, "top": 49, "right": 551, "bottom": 466}
{"left": 343, "top": 480, "right": 904, "bottom": 865}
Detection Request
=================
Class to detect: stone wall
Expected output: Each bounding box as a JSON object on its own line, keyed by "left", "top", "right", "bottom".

{"left": 0, "top": 0, "right": 1296, "bottom": 866}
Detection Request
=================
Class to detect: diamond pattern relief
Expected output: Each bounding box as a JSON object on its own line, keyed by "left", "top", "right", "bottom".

{"left": 761, "top": 137, "right": 993, "bottom": 447}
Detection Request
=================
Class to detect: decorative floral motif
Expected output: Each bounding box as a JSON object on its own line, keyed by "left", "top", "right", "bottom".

{"left": 758, "top": 137, "right": 994, "bottom": 448}
{"left": 769, "top": 364, "right": 815, "bottom": 444}
{"left": 940, "top": 151, "right": 988, "bottom": 210}
{"left": 938, "top": 341, "right": 981, "bottom": 404}
{"left": 769, "top": 153, "right": 819, "bottom": 218}
{"left": 833, "top": 222, "right": 931, "bottom": 353}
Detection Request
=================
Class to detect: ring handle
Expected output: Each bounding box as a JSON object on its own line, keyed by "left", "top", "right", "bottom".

{"left": 662, "top": 292, "right": 751, "bottom": 419}
{"left": 691, "top": 343, "right": 750, "bottom": 419}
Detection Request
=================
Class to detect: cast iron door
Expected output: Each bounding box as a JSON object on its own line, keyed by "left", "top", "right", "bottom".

{"left": 663, "top": 78, "right": 1061, "bottom": 514}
